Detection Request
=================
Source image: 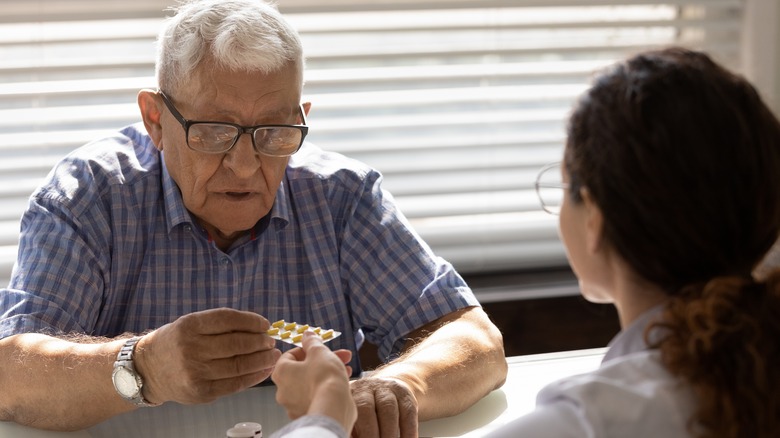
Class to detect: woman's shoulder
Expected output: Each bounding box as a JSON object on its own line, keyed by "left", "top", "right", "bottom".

{"left": 536, "top": 350, "right": 694, "bottom": 438}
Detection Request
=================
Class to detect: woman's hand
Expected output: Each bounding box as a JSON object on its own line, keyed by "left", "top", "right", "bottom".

{"left": 271, "top": 331, "right": 357, "bottom": 433}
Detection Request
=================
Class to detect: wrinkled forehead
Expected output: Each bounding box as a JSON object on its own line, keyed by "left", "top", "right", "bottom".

{"left": 172, "top": 57, "right": 304, "bottom": 99}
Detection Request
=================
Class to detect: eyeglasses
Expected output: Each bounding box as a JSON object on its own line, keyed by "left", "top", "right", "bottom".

{"left": 535, "top": 162, "right": 570, "bottom": 215}
{"left": 158, "top": 90, "right": 308, "bottom": 157}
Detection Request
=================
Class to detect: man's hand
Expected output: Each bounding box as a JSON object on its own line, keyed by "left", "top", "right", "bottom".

{"left": 348, "top": 307, "right": 506, "bottom": 438}
{"left": 135, "top": 308, "right": 281, "bottom": 405}
{"left": 350, "top": 377, "right": 418, "bottom": 438}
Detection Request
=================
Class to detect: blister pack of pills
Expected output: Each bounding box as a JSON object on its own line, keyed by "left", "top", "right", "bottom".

{"left": 267, "top": 320, "right": 341, "bottom": 347}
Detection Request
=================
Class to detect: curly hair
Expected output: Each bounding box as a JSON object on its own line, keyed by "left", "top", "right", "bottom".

{"left": 565, "top": 47, "right": 780, "bottom": 437}
{"left": 653, "top": 273, "right": 780, "bottom": 437}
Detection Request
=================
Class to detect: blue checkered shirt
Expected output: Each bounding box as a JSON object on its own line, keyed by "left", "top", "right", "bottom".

{"left": 0, "top": 123, "right": 478, "bottom": 372}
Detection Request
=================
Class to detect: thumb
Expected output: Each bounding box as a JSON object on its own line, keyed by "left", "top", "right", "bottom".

{"left": 301, "top": 330, "right": 325, "bottom": 351}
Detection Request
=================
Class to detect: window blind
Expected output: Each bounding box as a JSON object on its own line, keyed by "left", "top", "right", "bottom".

{"left": 0, "top": 0, "right": 752, "bottom": 287}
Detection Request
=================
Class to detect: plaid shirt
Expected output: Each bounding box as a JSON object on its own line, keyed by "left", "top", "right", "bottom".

{"left": 0, "top": 123, "right": 477, "bottom": 372}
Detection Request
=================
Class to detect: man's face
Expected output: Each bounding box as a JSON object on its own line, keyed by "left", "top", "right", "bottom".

{"left": 157, "top": 62, "right": 304, "bottom": 243}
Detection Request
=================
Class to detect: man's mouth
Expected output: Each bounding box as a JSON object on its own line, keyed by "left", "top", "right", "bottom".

{"left": 224, "top": 191, "right": 253, "bottom": 199}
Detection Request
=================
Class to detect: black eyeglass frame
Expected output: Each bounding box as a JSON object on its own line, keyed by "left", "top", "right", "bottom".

{"left": 158, "top": 90, "right": 309, "bottom": 157}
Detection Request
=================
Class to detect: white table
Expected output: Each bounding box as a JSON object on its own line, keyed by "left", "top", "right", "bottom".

{"left": 0, "top": 348, "right": 606, "bottom": 438}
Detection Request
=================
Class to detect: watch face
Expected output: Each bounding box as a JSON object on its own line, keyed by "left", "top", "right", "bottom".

{"left": 113, "top": 366, "right": 139, "bottom": 398}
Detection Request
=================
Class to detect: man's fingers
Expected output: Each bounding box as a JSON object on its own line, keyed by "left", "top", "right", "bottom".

{"left": 381, "top": 379, "right": 418, "bottom": 438}
{"left": 351, "top": 387, "right": 380, "bottom": 438}
{"left": 375, "top": 388, "right": 400, "bottom": 438}
{"left": 196, "top": 331, "right": 276, "bottom": 360}
{"left": 139, "top": 310, "right": 280, "bottom": 406}
{"left": 181, "top": 308, "right": 270, "bottom": 335}
{"left": 349, "top": 378, "right": 419, "bottom": 438}
{"left": 206, "top": 348, "right": 281, "bottom": 380}
{"left": 398, "top": 392, "right": 419, "bottom": 438}
{"left": 191, "top": 370, "right": 271, "bottom": 403}
{"left": 352, "top": 411, "right": 380, "bottom": 437}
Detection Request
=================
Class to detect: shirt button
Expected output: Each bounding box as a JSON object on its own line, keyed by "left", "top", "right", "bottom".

{"left": 184, "top": 225, "right": 192, "bottom": 232}
{"left": 220, "top": 257, "right": 230, "bottom": 266}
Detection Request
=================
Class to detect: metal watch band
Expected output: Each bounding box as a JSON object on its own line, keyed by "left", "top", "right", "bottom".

{"left": 114, "top": 336, "right": 159, "bottom": 407}
{"left": 117, "top": 336, "right": 141, "bottom": 362}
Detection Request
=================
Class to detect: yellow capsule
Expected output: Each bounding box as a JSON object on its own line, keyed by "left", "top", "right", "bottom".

{"left": 272, "top": 320, "right": 285, "bottom": 328}
{"left": 284, "top": 322, "right": 297, "bottom": 331}
{"left": 292, "top": 334, "right": 303, "bottom": 343}
{"left": 267, "top": 328, "right": 280, "bottom": 336}
{"left": 280, "top": 331, "right": 292, "bottom": 339}
{"left": 296, "top": 324, "right": 309, "bottom": 333}
{"left": 321, "top": 330, "right": 334, "bottom": 340}
{"left": 313, "top": 327, "right": 321, "bottom": 334}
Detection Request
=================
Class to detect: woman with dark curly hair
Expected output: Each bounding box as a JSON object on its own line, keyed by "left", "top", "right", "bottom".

{"left": 271, "top": 47, "right": 780, "bottom": 438}
{"left": 489, "top": 47, "right": 780, "bottom": 437}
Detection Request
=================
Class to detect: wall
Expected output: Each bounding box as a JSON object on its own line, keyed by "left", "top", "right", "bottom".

{"left": 743, "top": 0, "right": 780, "bottom": 115}
{"left": 772, "top": 2, "right": 780, "bottom": 115}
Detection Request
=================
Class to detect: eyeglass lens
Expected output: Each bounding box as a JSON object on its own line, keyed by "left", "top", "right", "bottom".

{"left": 536, "top": 163, "right": 565, "bottom": 215}
{"left": 188, "top": 123, "right": 303, "bottom": 156}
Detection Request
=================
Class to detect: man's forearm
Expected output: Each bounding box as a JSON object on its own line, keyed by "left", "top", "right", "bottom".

{"left": 0, "top": 333, "right": 133, "bottom": 431}
{"left": 371, "top": 307, "right": 508, "bottom": 420}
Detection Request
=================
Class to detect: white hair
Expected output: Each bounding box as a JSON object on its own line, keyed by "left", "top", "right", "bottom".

{"left": 156, "top": 0, "right": 304, "bottom": 94}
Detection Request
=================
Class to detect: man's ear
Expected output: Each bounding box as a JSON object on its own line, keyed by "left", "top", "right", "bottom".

{"left": 138, "top": 89, "right": 164, "bottom": 151}
{"left": 580, "top": 187, "right": 605, "bottom": 255}
{"left": 301, "top": 101, "right": 312, "bottom": 118}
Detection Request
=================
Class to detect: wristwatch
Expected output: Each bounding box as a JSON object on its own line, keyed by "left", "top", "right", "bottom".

{"left": 111, "top": 336, "right": 159, "bottom": 407}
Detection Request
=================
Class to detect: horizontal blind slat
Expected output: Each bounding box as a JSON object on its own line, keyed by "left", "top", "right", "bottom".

{"left": 0, "top": 0, "right": 744, "bottom": 18}
{"left": 278, "top": 0, "right": 742, "bottom": 13}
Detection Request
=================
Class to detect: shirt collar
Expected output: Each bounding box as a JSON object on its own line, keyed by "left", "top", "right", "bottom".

{"left": 601, "top": 303, "right": 666, "bottom": 364}
{"left": 160, "top": 153, "right": 291, "bottom": 235}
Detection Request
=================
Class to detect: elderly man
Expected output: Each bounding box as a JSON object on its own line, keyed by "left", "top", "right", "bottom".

{"left": 0, "top": 1, "right": 507, "bottom": 437}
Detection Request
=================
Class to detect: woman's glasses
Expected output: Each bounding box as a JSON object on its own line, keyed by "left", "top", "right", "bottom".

{"left": 535, "top": 162, "right": 569, "bottom": 215}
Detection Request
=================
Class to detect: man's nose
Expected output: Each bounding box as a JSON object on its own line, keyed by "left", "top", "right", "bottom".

{"left": 223, "top": 132, "right": 262, "bottom": 176}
